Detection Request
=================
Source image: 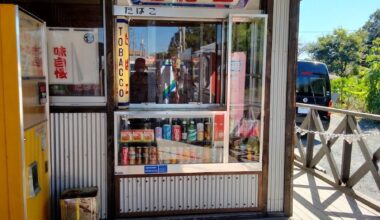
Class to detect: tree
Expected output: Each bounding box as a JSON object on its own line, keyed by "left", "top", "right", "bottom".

{"left": 307, "top": 28, "right": 366, "bottom": 76}
{"left": 365, "top": 37, "right": 380, "bottom": 114}
{"left": 362, "top": 9, "right": 380, "bottom": 45}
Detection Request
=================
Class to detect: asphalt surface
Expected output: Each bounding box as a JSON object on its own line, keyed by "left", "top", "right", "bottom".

{"left": 297, "top": 113, "right": 380, "bottom": 202}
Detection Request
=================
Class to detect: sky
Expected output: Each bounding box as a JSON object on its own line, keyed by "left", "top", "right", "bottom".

{"left": 299, "top": 0, "right": 380, "bottom": 44}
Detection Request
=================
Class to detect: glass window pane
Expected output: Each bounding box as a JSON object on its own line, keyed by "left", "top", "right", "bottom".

{"left": 19, "top": 12, "right": 45, "bottom": 78}
{"left": 128, "top": 20, "right": 223, "bottom": 105}
{"left": 117, "top": 114, "right": 224, "bottom": 165}
{"left": 228, "top": 17, "right": 265, "bottom": 163}
{"left": 296, "top": 74, "right": 327, "bottom": 96}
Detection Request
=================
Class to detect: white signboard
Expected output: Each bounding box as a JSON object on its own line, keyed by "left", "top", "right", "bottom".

{"left": 139, "top": 0, "right": 239, "bottom": 5}
{"left": 47, "top": 28, "right": 99, "bottom": 85}
{"left": 113, "top": 5, "right": 259, "bottom": 19}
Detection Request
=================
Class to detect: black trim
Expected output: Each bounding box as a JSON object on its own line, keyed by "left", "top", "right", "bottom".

{"left": 50, "top": 106, "right": 107, "bottom": 113}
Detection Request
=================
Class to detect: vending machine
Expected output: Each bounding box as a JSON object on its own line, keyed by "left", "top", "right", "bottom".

{"left": 0, "top": 5, "right": 49, "bottom": 220}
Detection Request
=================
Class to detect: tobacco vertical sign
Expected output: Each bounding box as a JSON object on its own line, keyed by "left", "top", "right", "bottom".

{"left": 115, "top": 17, "right": 130, "bottom": 108}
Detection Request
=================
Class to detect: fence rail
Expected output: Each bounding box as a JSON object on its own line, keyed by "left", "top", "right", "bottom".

{"left": 294, "top": 103, "right": 380, "bottom": 211}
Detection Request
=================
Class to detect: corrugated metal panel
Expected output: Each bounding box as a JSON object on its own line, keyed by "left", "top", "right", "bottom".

{"left": 50, "top": 113, "right": 107, "bottom": 219}
{"left": 119, "top": 174, "right": 258, "bottom": 214}
{"left": 267, "top": 0, "right": 290, "bottom": 212}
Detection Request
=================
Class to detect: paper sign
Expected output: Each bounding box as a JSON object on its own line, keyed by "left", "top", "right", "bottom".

{"left": 19, "top": 12, "right": 44, "bottom": 77}
{"left": 47, "top": 28, "right": 99, "bottom": 85}
{"left": 230, "top": 52, "right": 246, "bottom": 123}
{"left": 115, "top": 18, "right": 130, "bottom": 108}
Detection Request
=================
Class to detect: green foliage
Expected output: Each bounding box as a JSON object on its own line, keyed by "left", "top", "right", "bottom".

{"left": 362, "top": 9, "right": 380, "bottom": 45}
{"left": 366, "top": 37, "right": 380, "bottom": 64}
{"left": 307, "top": 28, "right": 366, "bottom": 76}
{"left": 365, "top": 37, "right": 380, "bottom": 114}
{"left": 331, "top": 74, "right": 368, "bottom": 111}
{"left": 331, "top": 38, "right": 380, "bottom": 113}
{"left": 306, "top": 9, "right": 380, "bottom": 113}
{"left": 366, "top": 64, "right": 380, "bottom": 114}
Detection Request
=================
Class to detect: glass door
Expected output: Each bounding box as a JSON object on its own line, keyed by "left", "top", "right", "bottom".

{"left": 226, "top": 14, "right": 267, "bottom": 165}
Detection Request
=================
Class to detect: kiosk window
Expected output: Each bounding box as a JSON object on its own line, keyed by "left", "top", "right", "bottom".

{"left": 228, "top": 17, "right": 266, "bottom": 163}
{"left": 128, "top": 20, "right": 224, "bottom": 105}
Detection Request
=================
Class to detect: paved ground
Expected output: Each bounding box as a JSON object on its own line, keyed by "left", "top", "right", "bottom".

{"left": 292, "top": 167, "right": 380, "bottom": 220}
{"left": 296, "top": 113, "right": 380, "bottom": 202}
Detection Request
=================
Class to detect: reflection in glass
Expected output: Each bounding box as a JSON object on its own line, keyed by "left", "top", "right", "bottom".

{"left": 228, "top": 17, "right": 265, "bottom": 163}
{"left": 19, "top": 12, "right": 44, "bottom": 77}
{"left": 296, "top": 74, "right": 328, "bottom": 96}
{"left": 128, "top": 20, "right": 224, "bottom": 104}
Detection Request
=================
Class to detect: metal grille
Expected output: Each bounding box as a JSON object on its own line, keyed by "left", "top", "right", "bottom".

{"left": 267, "top": 0, "right": 290, "bottom": 212}
{"left": 119, "top": 174, "right": 258, "bottom": 214}
{"left": 50, "top": 113, "right": 107, "bottom": 219}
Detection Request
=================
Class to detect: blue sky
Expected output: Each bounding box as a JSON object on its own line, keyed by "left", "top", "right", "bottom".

{"left": 299, "top": 0, "right": 379, "bottom": 44}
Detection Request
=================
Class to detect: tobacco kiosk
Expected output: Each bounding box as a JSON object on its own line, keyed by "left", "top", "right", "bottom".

{"left": 0, "top": 0, "right": 299, "bottom": 218}
{"left": 113, "top": 1, "right": 268, "bottom": 217}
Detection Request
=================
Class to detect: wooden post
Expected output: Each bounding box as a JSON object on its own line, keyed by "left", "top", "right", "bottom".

{"left": 305, "top": 111, "right": 316, "bottom": 168}
{"left": 341, "top": 115, "right": 353, "bottom": 183}
{"left": 283, "top": 0, "right": 300, "bottom": 216}
{"left": 260, "top": 0, "right": 273, "bottom": 213}
{"left": 105, "top": 0, "right": 116, "bottom": 218}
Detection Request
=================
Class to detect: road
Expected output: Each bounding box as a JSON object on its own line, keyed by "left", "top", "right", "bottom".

{"left": 296, "top": 113, "right": 380, "bottom": 202}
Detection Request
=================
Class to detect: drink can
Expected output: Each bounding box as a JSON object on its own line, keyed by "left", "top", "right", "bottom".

{"left": 149, "top": 147, "right": 158, "bottom": 164}
{"left": 172, "top": 125, "right": 181, "bottom": 141}
{"left": 128, "top": 147, "right": 136, "bottom": 165}
{"left": 136, "top": 147, "right": 142, "bottom": 163}
{"left": 204, "top": 122, "right": 211, "bottom": 141}
{"left": 197, "top": 122, "right": 204, "bottom": 141}
{"left": 181, "top": 121, "right": 188, "bottom": 141}
{"left": 142, "top": 147, "right": 149, "bottom": 164}
{"left": 181, "top": 132, "right": 188, "bottom": 141}
{"left": 188, "top": 128, "right": 196, "bottom": 142}
{"left": 121, "top": 145, "right": 129, "bottom": 165}
{"left": 155, "top": 127, "right": 162, "bottom": 140}
{"left": 163, "top": 124, "right": 172, "bottom": 140}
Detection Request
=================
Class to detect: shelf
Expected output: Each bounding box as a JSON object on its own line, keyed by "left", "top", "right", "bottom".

{"left": 22, "top": 76, "right": 46, "bottom": 80}
{"left": 229, "top": 149, "right": 259, "bottom": 162}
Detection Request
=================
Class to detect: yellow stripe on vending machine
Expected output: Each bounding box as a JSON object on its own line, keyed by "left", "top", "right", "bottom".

{"left": 115, "top": 17, "right": 130, "bottom": 108}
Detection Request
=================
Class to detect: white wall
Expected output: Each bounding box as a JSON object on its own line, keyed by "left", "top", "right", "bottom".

{"left": 267, "top": 0, "right": 290, "bottom": 212}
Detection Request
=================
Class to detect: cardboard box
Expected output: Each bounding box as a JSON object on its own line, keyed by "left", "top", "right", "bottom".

{"left": 60, "top": 187, "right": 98, "bottom": 220}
